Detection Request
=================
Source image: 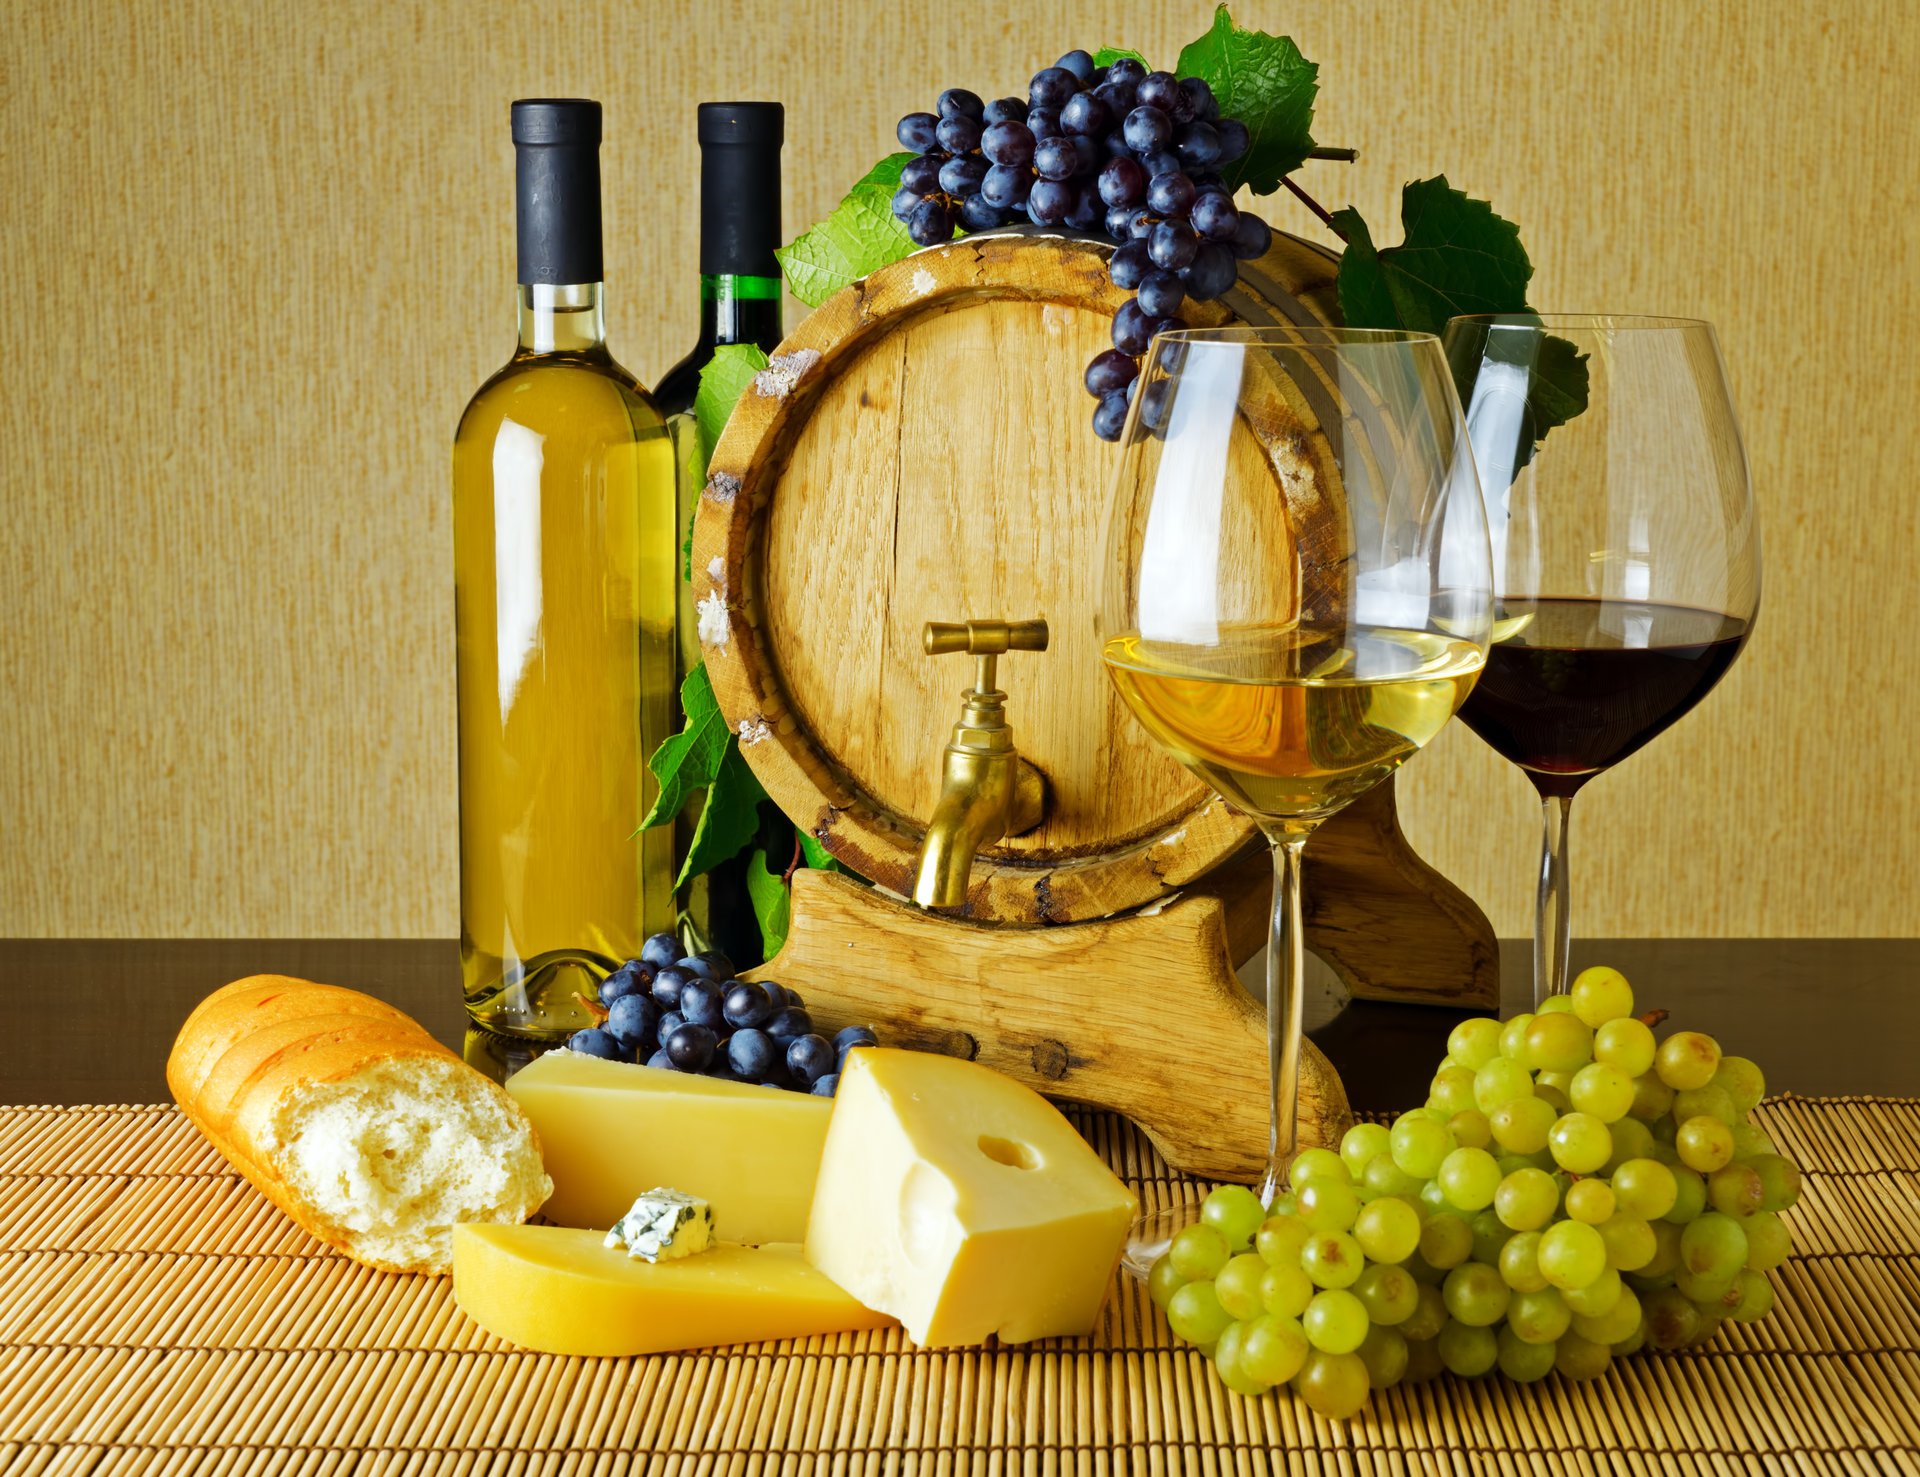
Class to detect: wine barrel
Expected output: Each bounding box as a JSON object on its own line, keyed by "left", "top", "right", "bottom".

{"left": 693, "top": 230, "right": 1368, "bottom": 926}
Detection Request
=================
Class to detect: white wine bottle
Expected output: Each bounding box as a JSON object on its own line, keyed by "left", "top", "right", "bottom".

{"left": 453, "top": 99, "right": 677, "bottom": 1038}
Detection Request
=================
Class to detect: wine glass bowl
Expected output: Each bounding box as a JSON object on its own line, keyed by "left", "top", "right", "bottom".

{"left": 1099, "top": 326, "right": 1492, "bottom": 1208}
{"left": 1443, "top": 315, "right": 1759, "bottom": 1004}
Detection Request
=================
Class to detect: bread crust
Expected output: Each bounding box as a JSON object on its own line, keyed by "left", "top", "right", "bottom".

{"left": 167, "top": 974, "right": 535, "bottom": 1275}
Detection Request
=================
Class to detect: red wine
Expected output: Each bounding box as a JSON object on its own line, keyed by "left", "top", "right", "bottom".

{"left": 1459, "top": 599, "right": 1749, "bottom": 797}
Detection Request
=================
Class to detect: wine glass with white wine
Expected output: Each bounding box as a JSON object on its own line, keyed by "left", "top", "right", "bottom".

{"left": 1101, "top": 326, "right": 1493, "bottom": 1218}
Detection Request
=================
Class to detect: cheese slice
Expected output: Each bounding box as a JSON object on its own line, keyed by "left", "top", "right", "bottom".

{"left": 506, "top": 1052, "right": 830, "bottom": 1245}
{"left": 803, "top": 1048, "right": 1137, "bottom": 1347}
{"left": 452, "top": 1223, "right": 892, "bottom": 1356}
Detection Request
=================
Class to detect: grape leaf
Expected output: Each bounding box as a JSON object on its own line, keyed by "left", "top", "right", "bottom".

{"left": 639, "top": 665, "right": 731, "bottom": 830}
{"left": 695, "top": 344, "right": 770, "bottom": 467}
{"left": 775, "top": 152, "right": 919, "bottom": 308}
{"left": 1093, "top": 46, "right": 1146, "bottom": 67}
{"left": 745, "top": 847, "right": 792, "bottom": 957}
{"left": 1333, "top": 176, "right": 1590, "bottom": 456}
{"left": 680, "top": 738, "right": 767, "bottom": 887}
{"left": 1176, "top": 5, "right": 1319, "bottom": 193}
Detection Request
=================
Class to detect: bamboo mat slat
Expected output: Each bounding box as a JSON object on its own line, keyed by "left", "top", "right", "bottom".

{"left": 1, "top": 1099, "right": 1915, "bottom": 1476}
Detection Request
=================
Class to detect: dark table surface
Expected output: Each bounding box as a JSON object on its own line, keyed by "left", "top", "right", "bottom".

{"left": 4, "top": 938, "right": 1913, "bottom": 1110}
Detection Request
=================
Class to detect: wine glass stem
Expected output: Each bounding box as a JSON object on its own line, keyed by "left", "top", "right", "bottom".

{"left": 1534, "top": 794, "right": 1574, "bottom": 1006}
{"left": 1260, "top": 830, "right": 1310, "bottom": 1207}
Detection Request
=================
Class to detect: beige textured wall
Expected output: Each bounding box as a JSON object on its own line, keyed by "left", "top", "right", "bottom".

{"left": 2, "top": 0, "right": 1915, "bottom": 938}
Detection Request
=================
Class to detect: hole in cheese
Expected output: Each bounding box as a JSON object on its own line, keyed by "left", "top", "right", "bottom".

{"left": 977, "top": 1135, "right": 1041, "bottom": 1171}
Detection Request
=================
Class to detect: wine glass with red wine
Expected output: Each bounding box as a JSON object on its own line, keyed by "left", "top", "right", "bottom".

{"left": 1443, "top": 315, "right": 1759, "bottom": 1006}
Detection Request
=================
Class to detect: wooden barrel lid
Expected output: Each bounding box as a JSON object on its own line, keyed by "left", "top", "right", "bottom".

{"left": 695, "top": 232, "right": 1344, "bottom": 924}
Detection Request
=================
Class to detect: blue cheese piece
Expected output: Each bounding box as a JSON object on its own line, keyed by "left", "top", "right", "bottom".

{"left": 604, "top": 1188, "right": 715, "bottom": 1263}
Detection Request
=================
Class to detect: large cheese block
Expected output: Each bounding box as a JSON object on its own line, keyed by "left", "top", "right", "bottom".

{"left": 804, "top": 1048, "right": 1137, "bottom": 1347}
{"left": 505, "top": 1051, "right": 830, "bottom": 1244}
{"left": 452, "top": 1223, "right": 892, "bottom": 1356}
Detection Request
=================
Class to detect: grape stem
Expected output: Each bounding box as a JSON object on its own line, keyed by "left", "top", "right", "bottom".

{"left": 1638, "top": 1008, "right": 1671, "bottom": 1029}
{"left": 781, "top": 830, "right": 805, "bottom": 886}
{"left": 1304, "top": 145, "right": 1358, "bottom": 162}
{"left": 1281, "top": 174, "right": 1345, "bottom": 238}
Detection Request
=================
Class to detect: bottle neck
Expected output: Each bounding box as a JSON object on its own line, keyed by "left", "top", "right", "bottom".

{"left": 517, "top": 282, "right": 606, "bottom": 355}
{"left": 700, "top": 273, "right": 783, "bottom": 350}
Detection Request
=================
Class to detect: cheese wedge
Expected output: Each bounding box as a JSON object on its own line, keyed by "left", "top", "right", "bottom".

{"left": 804, "top": 1048, "right": 1137, "bottom": 1347}
{"left": 452, "top": 1223, "right": 892, "bottom": 1356}
{"left": 505, "top": 1052, "right": 830, "bottom": 1244}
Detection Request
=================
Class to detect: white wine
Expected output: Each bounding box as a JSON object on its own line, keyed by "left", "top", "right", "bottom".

{"left": 453, "top": 101, "right": 678, "bottom": 1038}
{"left": 1102, "top": 624, "right": 1484, "bottom": 824}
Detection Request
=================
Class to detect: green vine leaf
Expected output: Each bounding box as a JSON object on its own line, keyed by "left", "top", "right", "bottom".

{"left": 695, "top": 345, "right": 770, "bottom": 468}
{"left": 1176, "top": 5, "right": 1319, "bottom": 193}
{"left": 639, "top": 665, "right": 731, "bottom": 831}
{"left": 775, "top": 152, "right": 920, "bottom": 308}
{"left": 1093, "top": 46, "right": 1146, "bottom": 67}
{"left": 679, "top": 739, "right": 767, "bottom": 887}
{"left": 745, "top": 847, "right": 793, "bottom": 957}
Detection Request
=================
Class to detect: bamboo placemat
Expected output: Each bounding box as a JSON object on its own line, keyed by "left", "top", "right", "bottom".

{"left": 0, "top": 1098, "right": 1915, "bottom": 1476}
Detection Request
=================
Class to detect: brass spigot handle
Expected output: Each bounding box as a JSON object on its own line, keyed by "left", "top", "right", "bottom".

{"left": 923, "top": 618, "right": 1049, "bottom": 694}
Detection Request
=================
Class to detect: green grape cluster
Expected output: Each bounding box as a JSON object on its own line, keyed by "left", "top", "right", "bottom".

{"left": 1146, "top": 966, "right": 1801, "bottom": 1419}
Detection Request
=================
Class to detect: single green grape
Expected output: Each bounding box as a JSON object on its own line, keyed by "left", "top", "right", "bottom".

{"left": 1352, "top": 1262, "right": 1419, "bottom": 1325}
{"left": 1676, "top": 1116, "right": 1736, "bottom": 1173}
{"left": 1570, "top": 1283, "right": 1642, "bottom": 1344}
{"left": 1340, "top": 1122, "right": 1392, "bottom": 1179}
{"left": 1435, "top": 1147, "right": 1501, "bottom": 1212}
{"left": 1259, "top": 1261, "right": 1314, "bottom": 1318}
{"left": 1441, "top": 1262, "right": 1510, "bottom": 1327}
{"left": 1499, "top": 1012, "right": 1535, "bottom": 1061}
{"left": 1548, "top": 1111, "right": 1614, "bottom": 1174}
{"left": 1525, "top": 1013, "right": 1594, "bottom": 1073}
{"left": 1630, "top": 1074, "right": 1677, "bottom": 1121}
{"left": 1656, "top": 1031, "right": 1722, "bottom": 1091}
{"left": 1428, "top": 1063, "right": 1479, "bottom": 1117}
{"left": 1468, "top": 1209, "right": 1513, "bottom": 1267}
{"left": 1732, "top": 1124, "right": 1779, "bottom": 1159}
{"left": 1362, "top": 1153, "right": 1425, "bottom": 1200}
{"left": 1239, "top": 1312, "right": 1310, "bottom": 1384}
{"left": 1167, "top": 1280, "right": 1234, "bottom": 1344}
{"left": 1506, "top": 1285, "right": 1571, "bottom": 1343}
{"left": 1169, "top": 1224, "right": 1231, "bottom": 1281}
{"left": 1713, "top": 1056, "right": 1767, "bottom": 1114}
{"left": 1472, "top": 1057, "right": 1534, "bottom": 1114}
{"left": 1641, "top": 1218, "right": 1684, "bottom": 1277}
{"left": 1497, "top": 1326, "right": 1560, "bottom": 1382}
{"left": 1148, "top": 1253, "right": 1186, "bottom": 1309}
{"left": 1565, "top": 1178, "right": 1616, "bottom": 1224}
{"left": 1490, "top": 1096, "right": 1557, "bottom": 1156}
{"left": 1570, "top": 965, "right": 1635, "bottom": 1026}
{"left": 1404, "top": 1335, "right": 1445, "bottom": 1384}
{"left": 1611, "top": 1324, "right": 1648, "bottom": 1357}
{"left": 1448, "top": 1016, "right": 1505, "bottom": 1071}
{"left": 1570, "top": 1062, "right": 1637, "bottom": 1123}
{"left": 1537, "top": 993, "right": 1577, "bottom": 1016}
{"left": 1673, "top": 1084, "right": 1738, "bottom": 1127}
{"left": 1533, "top": 1077, "right": 1572, "bottom": 1112}
{"left": 1561, "top": 1265, "right": 1623, "bottom": 1316}
{"left": 1213, "top": 1317, "right": 1269, "bottom": 1397}
{"left": 1744, "top": 1211, "right": 1792, "bottom": 1272}
{"left": 1601, "top": 1115, "right": 1657, "bottom": 1173}
{"left": 1418, "top": 1213, "right": 1474, "bottom": 1270}
{"left": 1593, "top": 1016, "right": 1657, "bottom": 1076}
{"left": 1302, "top": 1288, "right": 1370, "bottom": 1354}
{"left": 1289, "top": 1148, "right": 1351, "bottom": 1187}
{"left": 1214, "top": 1252, "right": 1268, "bottom": 1321}
{"left": 1447, "top": 1109, "right": 1493, "bottom": 1151}
{"left": 1538, "top": 1220, "right": 1608, "bottom": 1290}
{"left": 1728, "top": 1269, "right": 1775, "bottom": 1323}
{"left": 1268, "top": 1190, "right": 1298, "bottom": 1217}
{"left": 1494, "top": 1168, "right": 1562, "bottom": 1232}
{"left": 1706, "top": 1163, "right": 1764, "bottom": 1217}
{"left": 1419, "top": 1178, "right": 1452, "bottom": 1216}
{"left": 1750, "top": 1153, "right": 1803, "bottom": 1212}
{"left": 1681, "top": 1212, "right": 1750, "bottom": 1280}
{"left": 1597, "top": 1213, "right": 1656, "bottom": 1272}
{"left": 1301, "top": 1231, "right": 1365, "bottom": 1290}
{"left": 1257, "top": 1213, "right": 1311, "bottom": 1267}
{"left": 1553, "top": 1330, "right": 1613, "bottom": 1381}
{"left": 1436, "top": 1318, "right": 1498, "bottom": 1377}
{"left": 1356, "top": 1325, "right": 1409, "bottom": 1389}
{"left": 1499, "top": 1231, "right": 1549, "bottom": 1293}
{"left": 1352, "top": 1196, "right": 1422, "bottom": 1264}
{"left": 1297, "top": 1178, "right": 1362, "bottom": 1233}
{"left": 1643, "top": 1286, "right": 1703, "bottom": 1350}
{"left": 1675, "top": 1266, "right": 1741, "bottom": 1312}
{"left": 1390, "top": 1115, "right": 1455, "bottom": 1179}
{"left": 1611, "top": 1157, "right": 1679, "bottom": 1219}
{"left": 1292, "top": 1349, "right": 1372, "bottom": 1419}
{"left": 1201, "top": 1184, "right": 1267, "bottom": 1250}
{"left": 1400, "top": 1282, "right": 1449, "bottom": 1341}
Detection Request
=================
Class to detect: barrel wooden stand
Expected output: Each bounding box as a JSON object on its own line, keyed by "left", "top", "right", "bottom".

{"left": 695, "top": 232, "right": 1497, "bottom": 1176}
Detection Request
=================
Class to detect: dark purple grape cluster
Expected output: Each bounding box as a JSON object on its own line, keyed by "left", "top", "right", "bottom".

{"left": 565, "top": 932, "right": 878, "bottom": 1097}
{"left": 890, "top": 49, "right": 1275, "bottom": 440}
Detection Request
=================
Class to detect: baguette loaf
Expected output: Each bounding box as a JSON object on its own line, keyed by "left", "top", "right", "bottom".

{"left": 168, "top": 975, "right": 551, "bottom": 1275}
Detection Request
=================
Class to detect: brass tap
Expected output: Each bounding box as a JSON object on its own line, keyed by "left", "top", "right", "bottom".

{"left": 910, "top": 618, "right": 1050, "bottom": 909}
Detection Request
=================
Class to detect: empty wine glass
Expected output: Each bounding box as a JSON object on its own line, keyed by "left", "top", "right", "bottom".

{"left": 1443, "top": 315, "right": 1759, "bottom": 1006}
